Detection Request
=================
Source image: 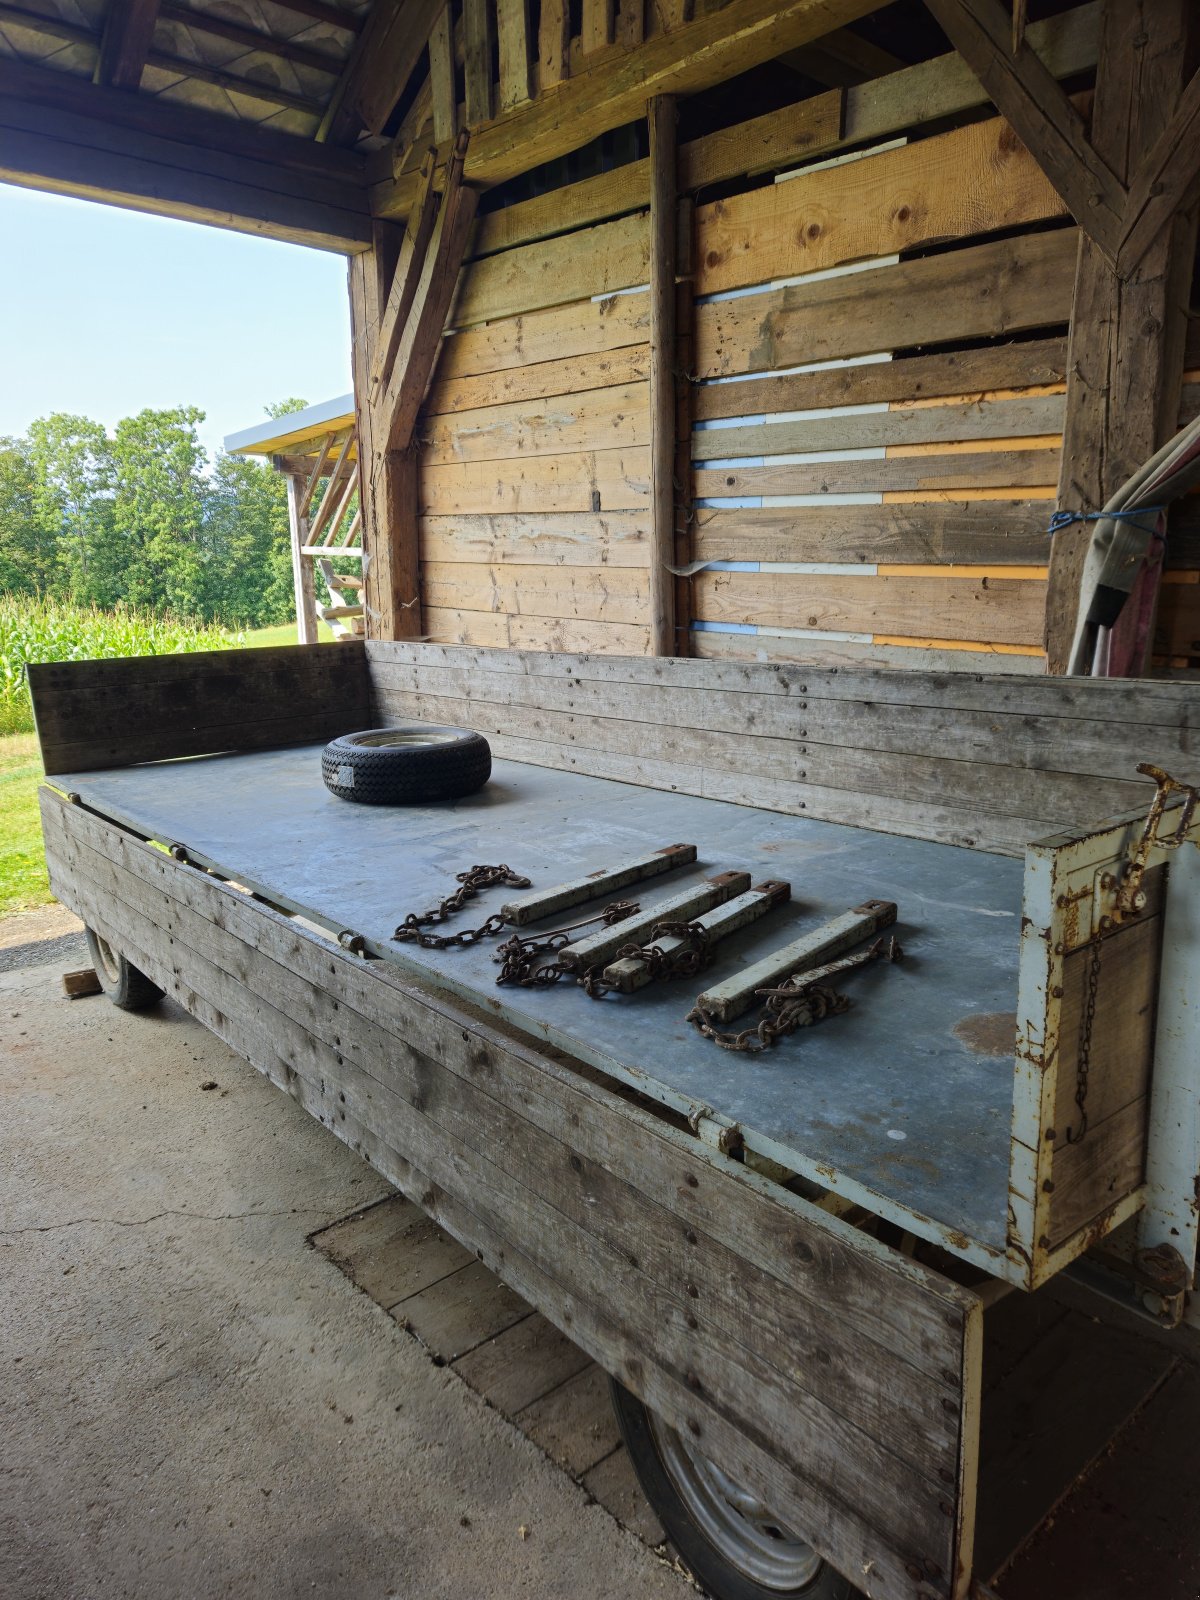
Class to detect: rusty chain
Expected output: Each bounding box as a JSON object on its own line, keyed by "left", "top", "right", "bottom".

{"left": 687, "top": 937, "right": 901, "bottom": 1054}
{"left": 582, "top": 920, "right": 714, "bottom": 999}
{"left": 492, "top": 901, "right": 641, "bottom": 987}
{"left": 392, "top": 863, "right": 531, "bottom": 948}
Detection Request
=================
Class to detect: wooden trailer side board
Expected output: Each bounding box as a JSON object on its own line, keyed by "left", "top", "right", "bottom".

{"left": 365, "top": 642, "right": 1200, "bottom": 857}
{"left": 39, "top": 785, "right": 983, "bottom": 1600}
{"left": 28, "top": 642, "right": 371, "bottom": 775}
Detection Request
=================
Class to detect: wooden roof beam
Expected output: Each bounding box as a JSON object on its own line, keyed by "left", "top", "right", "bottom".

{"left": 922, "top": 0, "right": 1126, "bottom": 262}
{"left": 1117, "top": 64, "right": 1200, "bottom": 277}
{"left": 321, "top": 0, "right": 446, "bottom": 144}
{"left": 95, "top": 0, "right": 160, "bottom": 88}
{"left": 0, "top": 56, "right": 372, "bottom": 252}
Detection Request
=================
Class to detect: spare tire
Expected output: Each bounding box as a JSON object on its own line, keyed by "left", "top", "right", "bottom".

{"left": 321, "top": 726, "right": 491, "bottom": 805}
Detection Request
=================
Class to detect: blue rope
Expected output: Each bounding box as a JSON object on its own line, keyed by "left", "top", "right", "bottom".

{"left": 1047, "top": 505, "right": 1167, "bottom": 538}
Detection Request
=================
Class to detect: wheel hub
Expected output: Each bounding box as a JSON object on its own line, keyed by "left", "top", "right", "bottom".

{"left": 649, "top": 1413, "right": 825, "bottom": 1591}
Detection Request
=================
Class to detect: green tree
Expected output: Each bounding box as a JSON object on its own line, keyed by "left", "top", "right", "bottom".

{"left": 205, "top": 451, "right": 293, "bottom": 626}
{"left": 26, "top": 413, "right": 115, "bottom": 601}
{"left": 0, "top": 436, "right": 57, "bottom": 595}
{"left": 109, "top": 406, "right": 209, "bottom": 616}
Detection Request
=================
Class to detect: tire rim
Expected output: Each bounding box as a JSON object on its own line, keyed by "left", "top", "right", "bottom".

{"left": 348, "top": 728, "right": 462, "bottom": 748}
{"left": 93, "top": 933, "right": 121, "bottom": 984}
{"left": 649, "top": 1413, "right": 824, "bottom": 1592}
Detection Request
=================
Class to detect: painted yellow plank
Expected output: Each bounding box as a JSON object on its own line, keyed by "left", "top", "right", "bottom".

{"left": 884, "top": 488, "right": 1058, "bottom": 503}
{"left": 695, "top": 114, "right": 1068, "bottom": 296}
{"left": 871, "top": 634, "right": 1045, "bottom": 656}
{"left": 877, "top": 564, "right": 1049, "bottom": 579}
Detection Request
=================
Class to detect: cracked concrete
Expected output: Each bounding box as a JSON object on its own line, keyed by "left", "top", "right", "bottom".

{"left": 0, "top": 924, "right": 693, "bottom": 1600}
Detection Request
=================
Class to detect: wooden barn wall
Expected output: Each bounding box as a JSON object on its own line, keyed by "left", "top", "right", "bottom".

{"left": 406, "top": 1, "right": 1198, "bottom": 671}
{"left": 417, "top": 207, "right": 654, "bottom": 655}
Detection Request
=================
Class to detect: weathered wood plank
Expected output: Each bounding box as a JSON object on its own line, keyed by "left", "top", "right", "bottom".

{"left": 28, "top": 643, "right": 369, "bottom": 775}
{"left": 425, "top": 342, "right": 650, "bottom": 416}
{"left": 691, "top": 395, "right": 1065, "bottom": 461}
{"left": 419, "top": 511, "right": 650, "bottom": 566}
{"left": 452, "top": 212, "right": 649, "bottom": 328}
{"left": 421, "top": 448, "right": 650, "bottom": 514}
{"left": 422, "top": 561, "right": 649, "bottom": 624}
{"left": 695, "top": 113, "right": 1067, "bottom": 297}
{"left": 496, "top": 0, "right": 532, "bottom": 110}
{"left": 421, "top": 380, "right": 649, "bottom": 465}
{"left": 536, "top": 0, "right": 569, "bottom": 88}
{"left": 463, "top": 0, "right": 495, "bottom": 123}
{"left": 428, "top": 4, "right": 457, "bottom": 143}
{"left": 692, "top": 503, "right": 1052, "bottom": 566}
{"left": 422, "top": 608, "right": 653, "bottom": 654}
{"left": 694, "top": 571, "right": 1047, "bottom": 647}
{"left": 694, "top": 229, "right": 1078, "bottom": 379}
{"left": 648, "top": 93, "right": 678, "bottom": 659}
{"left": 692, "top": 450, "right": 1060, "bottom": 500}
{"left": 690, "top": 630, "right": 1044, "bottom": 675}
{"left": 691, "top": 338, "right": 1068, "bottom": 423}
{"left": 41, "top": 791, "right": 978, "bottom": 1600}
{"left": 367, "top": 650, "right": 1196, "bottom": 787}
{"left": 1046, "top": 1098, "right": 1148, "bottom": 1250}
{"left": 435, "top": 292, "right": 651, "bottom": 382}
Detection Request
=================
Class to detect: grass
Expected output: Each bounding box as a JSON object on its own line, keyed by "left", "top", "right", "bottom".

{"left": 243, "top": 620, "right": 336, "bottom": 647}
{"left": 0, "top": 733, "right": 49, "bottom": 915}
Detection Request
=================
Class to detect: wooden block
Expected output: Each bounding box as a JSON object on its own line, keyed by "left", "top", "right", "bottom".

{"left": 392, "top": 1258, "right": 533, "bottom": 1361}
{"left": 694, "top": 228, "right": 1077, "bottom": 379}
{"left": 61, "top": 967, "right": 103, "bottom": 999}
{"left": 694, "top": 113, "right": 1068, "bottom": 297}
{"left": 517, "top": 1364, "right": 623, "bottom": 1476}
{"left": 452, "top": 1310, "right": 592, "bottom": 1413}
{"left": 501, "top": 842, "right": 697, "bottom": 926}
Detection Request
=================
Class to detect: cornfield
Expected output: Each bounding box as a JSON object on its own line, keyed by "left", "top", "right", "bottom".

{"left": 0, "top": 595, "right": 240, "bottom": 736}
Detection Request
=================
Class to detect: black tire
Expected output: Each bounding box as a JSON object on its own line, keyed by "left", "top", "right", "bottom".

{"left": 321, "top": 726, "right": 492, "bottom": 806}
{"left": 85, "top": 926, "right": 164, "bottom": 1012}
{"left": 609, "top": 1378, "right": 863, "bottom": 1600}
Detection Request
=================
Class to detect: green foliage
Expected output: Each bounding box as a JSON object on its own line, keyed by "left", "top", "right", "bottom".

{"left": 0, "top": 594, "right": 237, "bottom": 736}
{"left": 0, "top": 399, "right": 310, "bottom": 629}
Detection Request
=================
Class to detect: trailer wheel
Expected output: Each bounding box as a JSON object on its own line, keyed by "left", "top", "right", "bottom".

{"left": 85, "top": 927, "right": 164, "bottom": 1012}
{"left": 609, "top": 1379, "right": 863, "bottom": 1600}
{"left": 321, "top": 726, "right": 491, "bottom": 805}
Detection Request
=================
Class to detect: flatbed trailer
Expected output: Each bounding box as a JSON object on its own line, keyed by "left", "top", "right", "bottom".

{"left": 29, "top": 639, "right": 1200, "bottom": 1600}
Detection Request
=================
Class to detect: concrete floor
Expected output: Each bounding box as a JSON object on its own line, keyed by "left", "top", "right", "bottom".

{"left": 0, "top": 908, "right": 692, "bottom": 1600}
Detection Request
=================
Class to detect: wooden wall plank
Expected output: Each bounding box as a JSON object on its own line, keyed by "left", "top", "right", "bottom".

{"left": 436, "top": 292, "right": 651, "bottom": 380}
{"left": 28, "top": 643, "right": 369, "bottom": 775}
{"left": 422, "top": 560, "right": 649, "bottom": 623}
{"left": 452, "top": 212, "right": 649, "bottom": 328}
{"left": 695, "top": 114, "right": 1068, "bottom": 298}
{"left": 692, "top": 338, "right": 1068, "bottom": 423}
{"left": 496, "top": 0, "right": 532, "bottom": 109}
{"left": 463, "top": 0, "right": 495, "bottom": 123}
{"left": 537, "top": 0, "right": 569, "bottom": 87}
{"left": 693, "top": 571, "right": 1046, "bottom": 646}
{"left": 692, "top": 395, "right": 1065, "bottom": 460}
{"left": 693, "top": 450, "right": 1060, "bottom": 500}
{"left": 471, "top": 163, "right": 650, "bottom": 256}
{"left": 680, "top": 629, "right": 1045, "bottom": 674}
{"left": 694, "top": 229, "right": 1078, "bottom": 379}
{"left": 693, "top": 503, "right": 1051, "bottom": 566}
{"left": 421, "top": 448, "right": 650, "bottom": 513}
{"left": 426, "top": 344, "right": 650, "bottom": 415}
{"left": 420, "top": 511, "right": 651, "bottom": 566}
{"left": 422, "top": 380, "right": 650, "bottom": 464}
{"left": 423, "top": 608, "right": 654, "bottom": 653}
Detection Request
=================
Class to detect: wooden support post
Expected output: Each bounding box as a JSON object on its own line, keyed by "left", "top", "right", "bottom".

{"left": 1044, "top": 0, "right": 1198, "bottom": 674}
{"left": 673, "top": 194, "right": 695, "bottom": 657}
{"left": 349, "top": 225, "right": 423, "bottom": 642}
{"left": 648, "top": 95, "right": 678, "bottom": 658}
{"left": 463, "top": 0, "right": 495, "bottom": 124}
{"left": 285, "top": 473, "right": 320, "bottom": 645}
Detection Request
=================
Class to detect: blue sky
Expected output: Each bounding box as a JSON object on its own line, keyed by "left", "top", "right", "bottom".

{"left": 0, "top": 184, "right": 352, "bottom": 461}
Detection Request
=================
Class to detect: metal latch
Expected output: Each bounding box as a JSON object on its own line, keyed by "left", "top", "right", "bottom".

{"left": 1096, "top": 764, "right": 1199, "bottom": 934}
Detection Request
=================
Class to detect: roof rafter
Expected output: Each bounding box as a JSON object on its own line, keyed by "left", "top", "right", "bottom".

{"left": 320, "top": 0, "right": 444, "bottom": 144}
{"left": 95, "top": 0, "right": 161, "bottom": 89}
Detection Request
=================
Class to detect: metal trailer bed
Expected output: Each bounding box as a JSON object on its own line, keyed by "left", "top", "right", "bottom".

{"left": 28, "top": 640, "right": 1200, "bottom": 1600}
